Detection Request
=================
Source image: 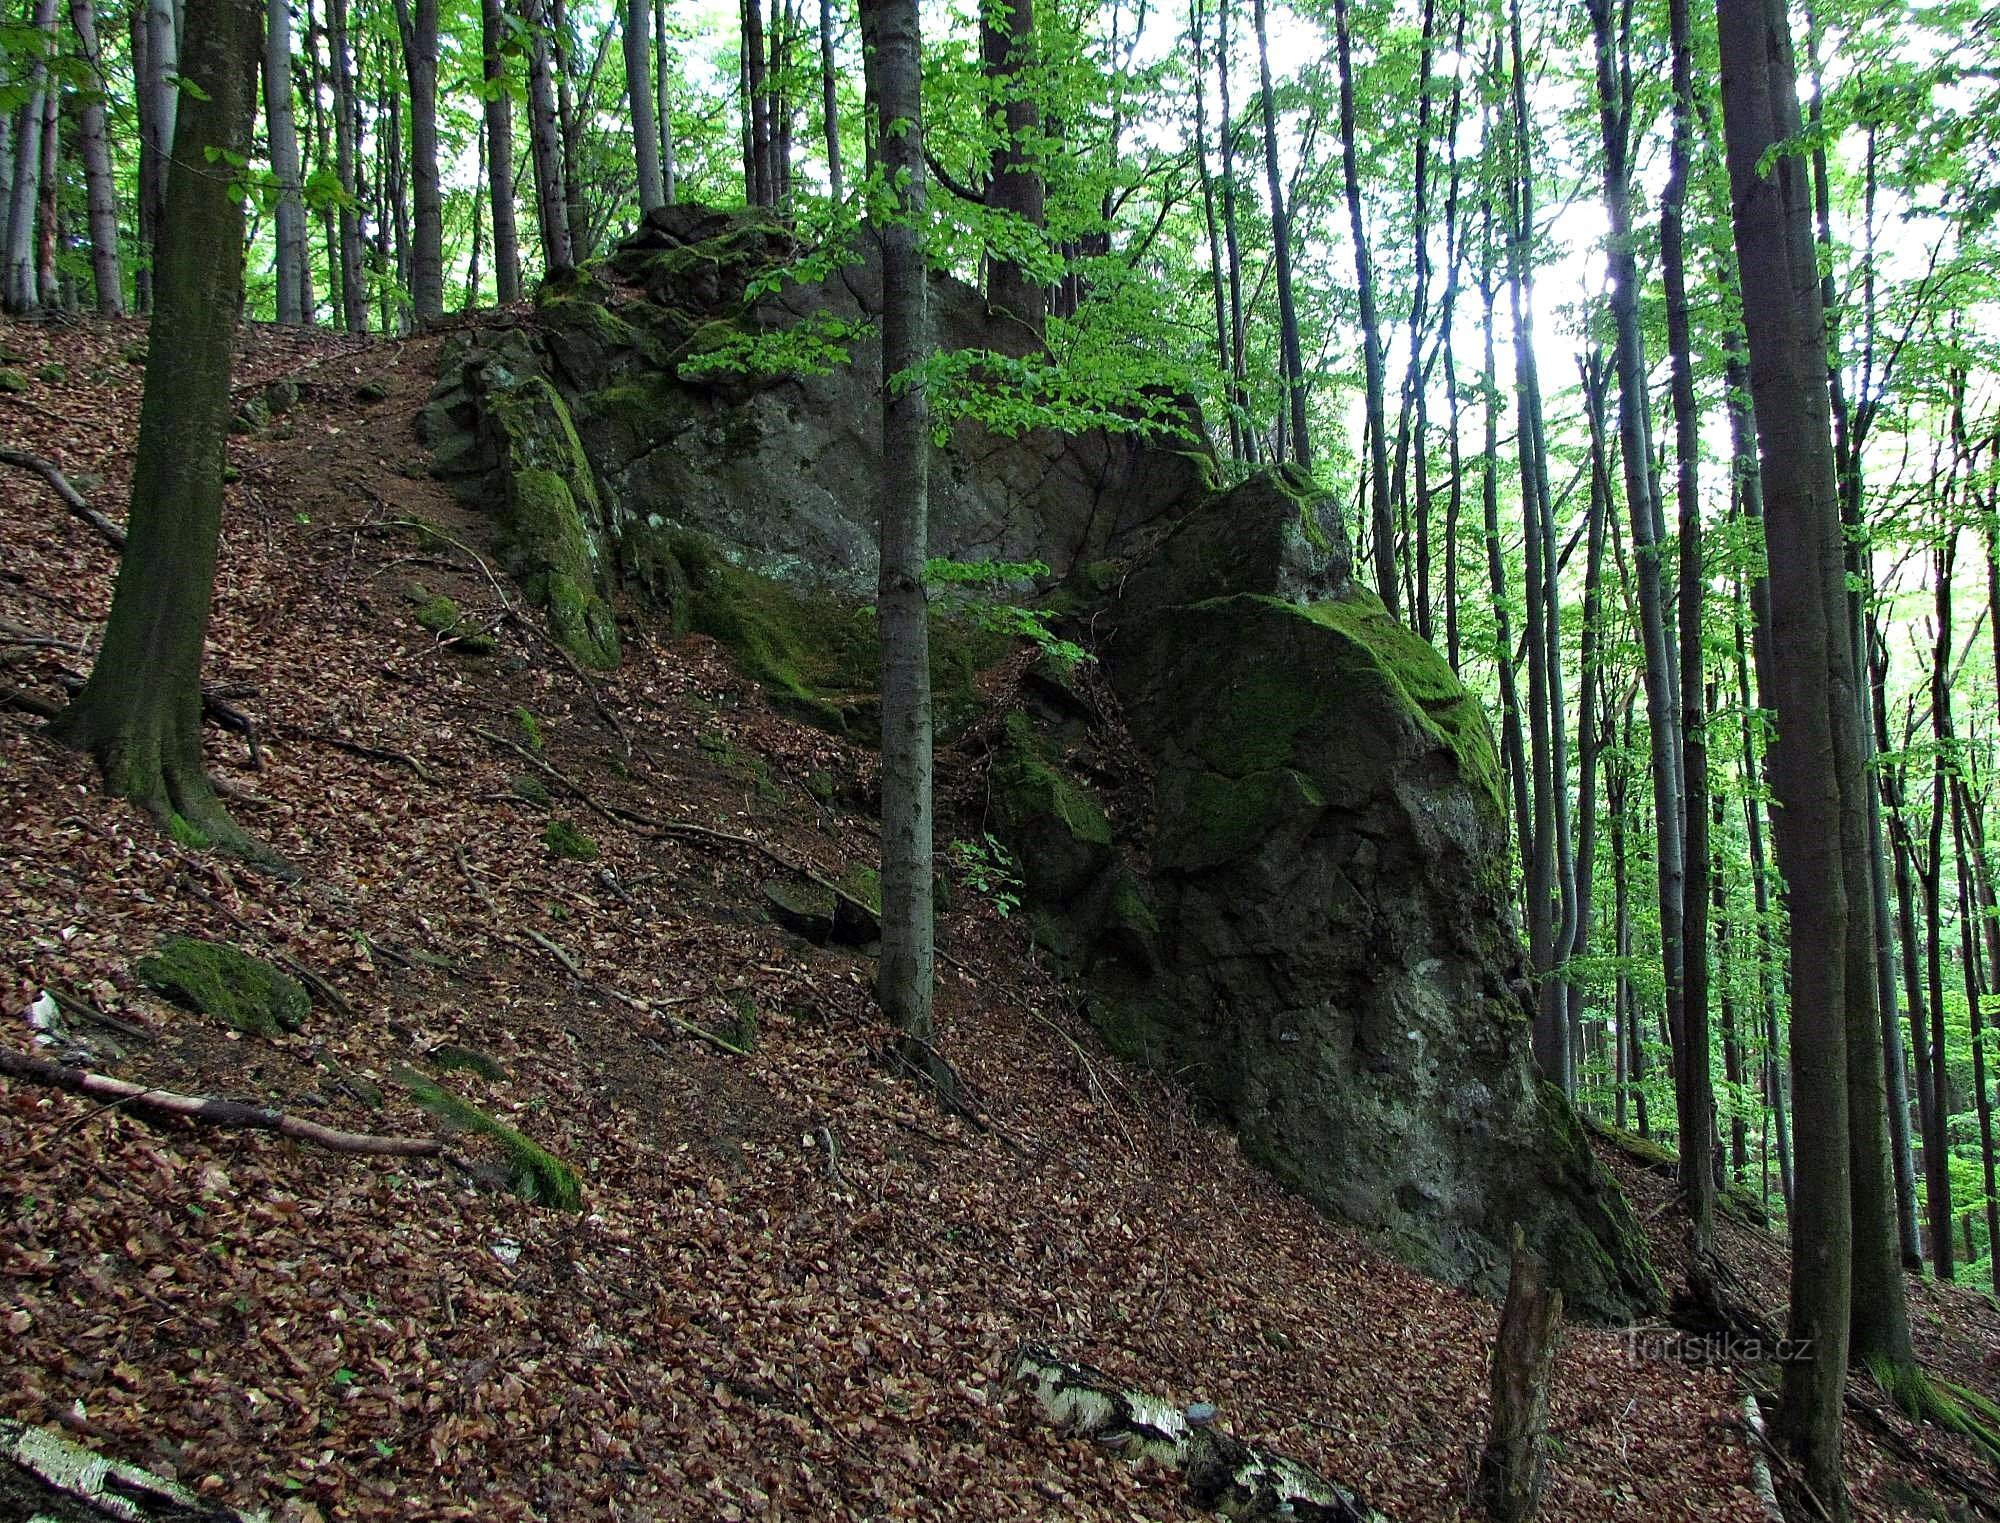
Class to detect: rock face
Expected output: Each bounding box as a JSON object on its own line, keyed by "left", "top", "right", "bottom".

{"left": 419, "top": 205, "right": 1660, "bottom": 1320}
{"left": 996, "top": 473, "right": 1660, "bottom": 1322}
{"left": 420, "top": 204, "right": 1211, "bottom": 612}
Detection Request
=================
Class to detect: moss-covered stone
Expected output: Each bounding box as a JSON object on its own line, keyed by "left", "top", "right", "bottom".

{"left": 1299, "top": 591, "right": 1504, "bottom": 819}
{"left": 429, "top": 1044, "right": 507, "bottom": 1080}
{"left": 990, "top": 711, "right": 1114, "bottom": 900}
{"left": 1161, "top": 767, "right": 1325, "bottom": 872}
{"left": 135, "top": 935, "right": 310, "bottom": 1037}
{"left": 511, "top": 772, "right": 552, "bottom": 805}
{"left": 0, "top": 367, "right": 29, "bottom": 393}
{"left": 394, "top": 1066, "right": 581, "bottom": 1208}
{"left": 544, "top": 817, "right": 599, "bottom": 861}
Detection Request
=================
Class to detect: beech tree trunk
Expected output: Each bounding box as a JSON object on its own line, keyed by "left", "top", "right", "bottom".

{"left": 49, "top": 0, "right": 269, "bottom": 862}
{"left": 1717, "top": 0, "right": 1860, "bottom": 1506}
{"left": 656, "top": 0, "right": 676, "bottom": 201}
{"left": 395, "top": 0, "right": 443, "bottom": 321}
{"left": 481, "top": 0, "right": 521, "bottom": 303}
{"left": 1333, "top": 0, "right": 1394, "bottom": 613}
{"left": 819, "top": 0, "right": 842, "bottom": 200}
{"left": 981, "top": 0, "right": 1044, "bottom": 332}
{"left": 3, "top": 0, "right": 58, "bottom": 314}
{"left": 523, "top": 0, "right": 572, "bottom": 271}
{"left": 861, "top": 0, "right": 938, "bottom": 1073}
{"left": 328, "top": 0, "right": 367, "bottom": 329}
{"left": 1660, "top": 0, "right": 1715, "bottom": 1248}
{"left": 67, "top": 0, "right": 123, "bottom": 313}
{"left": 624, "top": 0, "right": 666, "bottom": 212}
{"left": 264, "top": 0, "right": 311, "bottom": 323}
{"left": 1250, "top": 0, "right": 1306, "bottom": 466}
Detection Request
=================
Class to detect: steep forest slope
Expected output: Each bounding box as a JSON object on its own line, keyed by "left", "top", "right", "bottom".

{"left": 0, "top": 316, "right": 1986, "bottom": 1521}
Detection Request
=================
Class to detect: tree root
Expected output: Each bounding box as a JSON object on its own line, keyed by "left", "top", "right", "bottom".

{"left": 1, "top": 1415, "right": 261, "bottom": 1521}
{"left": 0, "top": 1048, "right": 440, "bottom": 1158}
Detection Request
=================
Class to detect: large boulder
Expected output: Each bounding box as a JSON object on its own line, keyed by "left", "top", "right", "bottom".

{"left": 997, "top": 472, "right": 1660, "bottom": 1323}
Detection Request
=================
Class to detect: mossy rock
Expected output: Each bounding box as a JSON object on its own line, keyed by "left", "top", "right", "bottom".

{"left": 135, "top": 935, "right": 310, "bottom": 1037}
{"left": 355, "top": 380, "right": 391, "bottom": 403}
{"left": 511, "top": 772, "right": 553, "bottom": 806}
{"left": 990, "top": 711, "right": 1114, "bottom": 900}
{"left": 544, "top": 817, "right": 599, "bottom": 861}
{"left": 394, "top": 1066, "right": 580, "bottom": 1208}
{"left": 429, "top": 1044, "right": 508, "bottom": 1081}
{"left": 406, "top": 584, "right": 498, "bottom": 654}
{"left": 763, "top": 875, "right": 836, "bottom": 943}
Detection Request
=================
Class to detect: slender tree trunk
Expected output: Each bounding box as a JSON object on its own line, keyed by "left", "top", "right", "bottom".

{"left": 656, "top": 0, "right": 676, "bottom": 201}
{"left": 328, "top": 0, "right": 367, "bottom": 329}
{"left": 1716, "top": 790, "right": 1747, "bottom": 1180}
{"left": 50, "top": 0, "right": 269, "bottom": 862}
{"left": 481, "top": 0, "right": 522, "bottom": 303}
{"left": 1333, "top": 0, "right": 1393, "bottom": 607}
{"left": 1661, "top": 0, "right": 1715, "bottom": 1246}
{"left": 1923, "top": 536, "right": 1958, "bottom": 1282}
{"left": 624, "top": 0, "right": 665, "bottom": 212}
{"left": 1569, "top": 351, "right": 1614, "bottom": 1087}
{"left": 523, "top": 0, "right": 571, "bottom": 271}
{"left": 744, "top": 0, "right": 772, "bottom": 203}
{"left": 4, "top": 0, "right": 58, "bottom": 313}
{"left": 818, "top": 0, "right": 842, "bottom": 200}
{"left": 1953, "top": 777, "right": 2000, "bottom": 1295}
{"left": 1190, "top": 0, "right": 1236, "bottom": 461}
{"left": 859, "top": 0, "right": 939, "bottom": 1078}
{"left": 1250, "top": 0, "right": 1307, "bottom": 467}
{"left": 1479, "top": 211, "right": 1532, "bottom": 870}
{"left": 981, "top": 0, "right": 1044, "bottom": 331}
{"left": 551, "top": 0, "right": 588, "bottom": 259}
{"left": 264, "top": 0, "right": 310, "bottom": 322}
{"left": 1717, "top": 0, "right": 1861, "bottom": 1502}
{"left": 146, "top": 0, "right": 178, "bottom": 248}
{"left": 67, "top": 0, "right": 123, "bottom": 313}
{"left": 127, "top": 2, "right": 153, "bottom": 310}
{"left": 34, "top": 81, "right": 58, "bottom": 310}
{"left": 393, "top": 0, "right": 442, "bottom": 321}
{"left": 1592, "top": 0, "right": 1690, "bottom": 1178}
{"left": 1216, "top": 0, "right": 1252, "bottom": 463}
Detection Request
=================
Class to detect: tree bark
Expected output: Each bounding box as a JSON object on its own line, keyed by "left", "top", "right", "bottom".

{"left": 1333, "top": 0, "right": 1394, "bottom": 612}
{"left": 624, "top": 0, "right": 666, "bottom": 212}
{"left": 523, "top": 0, "right": 571, "bottom": 272}
{"left": 328, "top": 0, "right": 367, "bottom": 329}
{"left": 655, "top": 0, "right": 676, "bottom": 201}
{"left": 1250, "top": 0, "right": 1307, "bottom": 467}
{"left": 1476, "top": 1232, "right": 1563, "bottom": 1523}
{"left": 1716, "top": 0, "right": 1860, "bottom": 1506}
{"left": 264, "top": 0, "right": 311, "bottom": 323}
{"left": 395, "top": 0, "right": 443, "bottom": 321}
{"left": 47, "top": 0, "right": 272, "bottom": 865}
{"left": 861, "top": 0, "right": 940, "bottom": 1077}
{"left": 981, "top": 0, "right": 1044, "bottom": 331}
{"left": 818, "top": 0, "right": 842, "bottom": 200}
{"left": 481, "top": 0, "right": 521, "bottom": 303}
{"left": 3, "top": 0, "right": 58, "bottom": 314}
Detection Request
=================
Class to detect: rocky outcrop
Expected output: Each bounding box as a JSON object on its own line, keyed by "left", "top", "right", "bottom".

{"left": 415, "top": 204, "right": 1659, "bottom": 1320}
{"left": 994, "top": 472, "right": 1661, "bottom": 1323}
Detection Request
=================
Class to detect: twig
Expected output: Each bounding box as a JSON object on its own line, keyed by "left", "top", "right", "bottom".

{"left": 46, "top": 984, "right": 154, "bottom": 1042}
{"left": 0, "top": 446, "right": 126, "bottom": 550}
{"left": 294, "top": 728, "right": 441, "bottom": 785}
{"left": 0, "top": 1048, "right": 440, "bottom": 1158}
{"left": 597, "top": 982, "right": 753, "bottom": 1057}
{"left": 454, "top": 846, "right": 501, "bottom": 919}
{"left": 523, "top": 927, "right": 584, "bottom": 980}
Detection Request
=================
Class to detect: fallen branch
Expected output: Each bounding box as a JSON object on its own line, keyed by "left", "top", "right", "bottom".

{"left": 1, "top": 1416, "right": 260, "bottom": 1520}
{"left": 523, "top": 927, "right": 584, "bottom": 980}
{"left": 1013, "top": 1344, "right": 1388, "bottom": 1522}
{"left": 0, "top": 446, "right": 127, "bottom": 551}
{"left": 597, "top": 981, "right": 754, "bottom": 1057}
{"left": 0, "top": 1048, "right": 440, "bottom": 1158}
{"left": 292, "top": 728, "right": 441, "bottom": 785}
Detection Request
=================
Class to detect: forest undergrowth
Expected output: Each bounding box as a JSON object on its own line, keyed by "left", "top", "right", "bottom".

{"left": 0, "top": 315, "right": 1983, "bottom": 1520}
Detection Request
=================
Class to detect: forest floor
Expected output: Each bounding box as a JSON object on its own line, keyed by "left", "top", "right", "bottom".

{"left": 0, "top": 313, "right": 1994, "bottom": 1522}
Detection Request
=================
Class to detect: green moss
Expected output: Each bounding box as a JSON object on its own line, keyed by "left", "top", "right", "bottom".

{"left": 412, "top": 589, "right": 462, "bottom": 633}
{"left": 0, "top": 367, "right": 27, "bottom": 393}
{"left": 35, "top": 363, "right": 65, "bottom": 383}
{"left": 167, "top": 812, "right": 211, "bottom": 850}
{"left": 429, "top": 1044, "right": 507, "bottom": 1080}
{"left": 514, "top": 706, "right": 547, "bottom": 751}
{"left": 1166, "top": 768, "right": 1324, "bottom": 870}
{"left": 394, "top": 1067, "right": 581, "bottom": 1209}
{"left": 994, "top": 712, "right": 1114, "bottom": 848}
{"left": 543, "top": 817, "right": 599, "bottom": 861}
{"left": 136, "top": 935, "right": 310, "bottom": 1037}
{"left": 1299, "top": 590, "right": 1505, "bottom": 818}
{"left": 1106, "top": 877, "right": 1159, "bottom": 938}
{"left": 511, "top": 772, "right": 552, "bottom": 805}
{"left": 545, "top": 569, "right": 621, "bottom": 669}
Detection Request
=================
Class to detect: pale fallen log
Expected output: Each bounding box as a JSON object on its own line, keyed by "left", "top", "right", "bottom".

{"left": 1012, "top": 1344, "right": 1389, "bottom": 1522}
{"left": 0, "top": 1048, "right": 440, "bottom": 1158}
{"left": 0, "top": 1416, "right": 266, "bottom": 1520}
